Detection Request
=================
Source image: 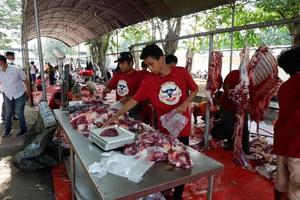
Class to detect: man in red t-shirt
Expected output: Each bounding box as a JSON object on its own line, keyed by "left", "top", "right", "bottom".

{"left": 104, "top": 44, "right": 199, "bottom": 200}
{"left": 273, "top": 47, "right": 300, "bottom": 200}
{"left": 104, "top": 52, "right": 147, "bottom": 119}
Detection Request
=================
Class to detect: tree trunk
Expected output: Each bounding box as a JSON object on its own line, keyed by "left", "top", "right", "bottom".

{"left": 288, "top": 17, "right": 300, "bottom": 47}
{"left": 87, "top": 33, "right": 111, "bottom": 82}
{"left": 163, "top": 17, "right": 182, "bottom": 54}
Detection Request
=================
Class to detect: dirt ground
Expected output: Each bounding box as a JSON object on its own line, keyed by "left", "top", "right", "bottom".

{"left": 0, "top": 95, "right": 54, "bottom": 200}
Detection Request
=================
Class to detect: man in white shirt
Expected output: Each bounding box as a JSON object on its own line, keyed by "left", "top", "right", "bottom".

{"left": 0, "top": 54, "right": 30, "bottom": 137}
{"left": 2, "top": 52, "right": 22, "bottom": 121}
{"left": 30, "top": 61, "right": 37, "bottom": 83}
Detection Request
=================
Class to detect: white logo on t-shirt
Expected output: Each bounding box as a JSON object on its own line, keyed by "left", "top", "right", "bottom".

{"left": 159, "top": 82, "right": 182, "bottom": 105}
{"left": 117, "top": 80, "right": 129, "bottom": 96}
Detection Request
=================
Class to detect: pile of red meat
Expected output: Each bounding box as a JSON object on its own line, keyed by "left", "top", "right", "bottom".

{"left": 124, "top": 130, "right": 192, "bottom": 169}
{"left": 248, "top": 137, "right": 277, "bottom": 180}
{"left": 68, "top": 106, "right": 110, "bottom": 135}
{"left": 81, "top": 97, "right": 104, "bottom": 105}
{"left": 68, "top": 105, "right": 146, "bottom": 136}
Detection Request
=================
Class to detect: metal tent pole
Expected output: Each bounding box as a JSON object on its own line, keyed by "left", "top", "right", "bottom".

{"left": 77, "top": 44, "right": 80, "bottom": 68}
{"left": 229, "top": 1, "right": 235, "bottom": 72}
{"left": 33, "top": 0, "right": 47, "bottom": 101}
{"left": 204, "top": 34, "right": 214, "bottom": 150}
{"left": 22, "top": 11, "right": 33, "bottom": 106}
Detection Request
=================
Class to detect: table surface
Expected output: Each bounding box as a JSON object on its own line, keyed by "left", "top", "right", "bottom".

{"left": 54, "top": 110, "right": 224, "bottom": 200}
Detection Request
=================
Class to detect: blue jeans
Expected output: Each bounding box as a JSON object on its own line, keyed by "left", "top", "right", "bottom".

{"left": 4, "top": 93, "right": 27, "bottom": 134}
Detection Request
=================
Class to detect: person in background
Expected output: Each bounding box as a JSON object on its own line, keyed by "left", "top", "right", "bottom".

{"left": 103, "top": 52, "right": 146, "bottom": 120}
{"left": 49, "top": 91, "right": 62, "bottom": 110}
{"left": 0, "top": 55, "right": 30, "bottom": 137}
{"left": 2, "top": 51, "right": 20, "bottom": 121}
{"left": 273, "top": 47, "right": 300, "bottom": 200}
{"left": 46, "top": 63, "right": 55, "bottom": 85}
{"left": 104, "top": 44, "right": 199, "bottom": 200}
{"left": 165, "top": 54, "right": 178, "bottom": 67}
{"left": 218, "top": 70, "right": 250, "bottom": 154}
{"left": 30, "top": 61, "right": 38, "bottom": 83}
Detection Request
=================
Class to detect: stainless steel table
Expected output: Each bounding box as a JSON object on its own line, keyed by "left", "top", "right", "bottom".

{"left": 54, "top": 110, "right": 224, "bottom": 200}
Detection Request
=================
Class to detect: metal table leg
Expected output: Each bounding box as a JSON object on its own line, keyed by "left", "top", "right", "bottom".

{"left": 70, "top": 147, "right": 75, "bottom": 200}
{"left": 207, "top": 175, "right": 214, "bottom": 200}
{"left": 57, "top": 126, "right": 62, "bottom": 162}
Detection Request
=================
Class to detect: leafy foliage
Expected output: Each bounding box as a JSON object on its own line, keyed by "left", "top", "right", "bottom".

{"left": 0, "top": 0, "right": 22, "bottom": 49}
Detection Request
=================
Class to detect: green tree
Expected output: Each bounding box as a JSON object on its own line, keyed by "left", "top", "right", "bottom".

{"left": 256, "top": 0, "right": 300, "bottom": 47}
{"left": 120, "top": 22, "right": 152, "bottom": 49}
{"left": 202, "top": 0, "right": 298, "bottom": 48}
{"left": 154, "top": 17, "right": 182, "bottom": 54}
{"left": 0, "top": 0, "right": 22, "bottom": 49}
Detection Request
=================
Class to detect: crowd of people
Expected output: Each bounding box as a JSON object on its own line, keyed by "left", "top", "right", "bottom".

{"left": 1, "top": 44, "right": 299, "bottom": 200}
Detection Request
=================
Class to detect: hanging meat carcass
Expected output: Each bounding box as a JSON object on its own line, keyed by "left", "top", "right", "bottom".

{"left": 205, "top": 51, "right": 223, "bottom": 111}
{"left": 228, "top": 47, "right": 251, "bottom": 169}
{"left": 248, "top": 45, "right": 281, "bottom": 122}
{"left": 230, "top": 45, "right": 280, "bottom": 169}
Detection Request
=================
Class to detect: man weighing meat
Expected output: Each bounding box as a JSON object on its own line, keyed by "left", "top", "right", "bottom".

{"left": 104, "top": 44, "right": 199, "bottom": 200}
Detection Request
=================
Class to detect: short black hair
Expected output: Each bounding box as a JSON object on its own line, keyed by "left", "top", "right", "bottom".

{"left": 5, "top": 51, "right": 14, "bottom": 57}
{"left": 140, "top": 44, "right": 164, "bottom": 60}
{"left": 141, "top": 61, "right": 147, "bottom": 69}
{"left": 30, "top": 61, "right": 34, "bottom": 65}
{"left": 277, "top": 47, "right": 300, "bottom": 76}
{"left": 0, "top": 55, "right": 7, "bottom": 63}
{"left": 165, "top": 54, "right": 178, "bottom": 65}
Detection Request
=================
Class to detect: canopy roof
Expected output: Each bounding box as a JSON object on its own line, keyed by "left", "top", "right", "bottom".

{"left": 24, "top": 0, "right": 233, "bottom": 46}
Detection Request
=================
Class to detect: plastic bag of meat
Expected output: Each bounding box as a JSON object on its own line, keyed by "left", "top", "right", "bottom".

{"left": 160, "top": 109, "right": 188, "bottom": 137}
{"left": 100, "top": 128, "right": 119, "bottom": 137}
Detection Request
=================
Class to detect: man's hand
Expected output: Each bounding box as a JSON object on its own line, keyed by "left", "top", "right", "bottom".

{"left": 102, "top": 114, "right": 119, "bottom": 127}
{"left": 176, "top": 102, "right": 189, "bottom": 113}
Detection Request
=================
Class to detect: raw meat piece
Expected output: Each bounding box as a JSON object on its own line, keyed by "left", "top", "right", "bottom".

{"left": 168, "top": 150, "right": 192, "bottom": 169}
{"left": 100, "top": 128, "right": 119, "bottom": 137}
{"left": 248, "top": 45, "right": 280, "bottom": 122}
{"left": 205, "top": 51, "right": 223, "bottom": 110}
{"left": 69, "top": 114, "right": 87, "bottom": 129}
{"left": 229, "top": 47, "right": 251, "bottom": 169}
{"left": 124, "top": 130, "right": 193, "bottom": 169}
{"left": 146, "top": 147, "right": 168, "bottom": 161}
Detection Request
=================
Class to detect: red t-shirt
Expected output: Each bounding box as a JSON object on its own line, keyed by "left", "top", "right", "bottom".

{"left": 108, "top": 70, "right": 146, "bottom": 101}
{"left": 273, "top": 73, "right": 300, "bottom": 158}
{"left": 49, "top": 89, "right": 73, "bottom": 110}
{"left": 220, "top": 70, "right": 240, "bottom": 111}
{"left": 133, "top": 67, "right": 198, "bottom": 137}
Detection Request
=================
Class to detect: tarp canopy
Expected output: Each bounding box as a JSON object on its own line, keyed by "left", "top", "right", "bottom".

{"left": 24, "top": 0, "right": 233, "bottom": 46}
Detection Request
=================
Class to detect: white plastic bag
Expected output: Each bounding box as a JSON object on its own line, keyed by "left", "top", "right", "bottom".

{"left": 160, "top": 109, "right": 188, "bottom": 137}
{"left": 88, "top": 151, "right": 154, "bottom": 183}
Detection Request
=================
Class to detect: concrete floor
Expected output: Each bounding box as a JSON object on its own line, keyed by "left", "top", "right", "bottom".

{"left": 0, "top": 96, "right": 54, "bottom": 200}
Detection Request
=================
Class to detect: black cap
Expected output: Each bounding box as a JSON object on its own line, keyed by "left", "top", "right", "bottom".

{"left": 114, "top": 52, "right": 133, "bottom": 63}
